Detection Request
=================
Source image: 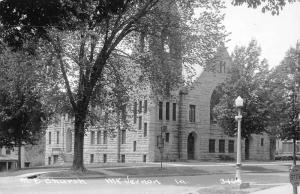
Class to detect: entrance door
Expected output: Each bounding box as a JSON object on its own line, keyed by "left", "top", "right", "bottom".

{"left": 188, "top": 133, "right": 195, "bottom": 160}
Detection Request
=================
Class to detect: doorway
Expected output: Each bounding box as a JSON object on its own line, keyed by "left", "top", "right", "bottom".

{"left": 187, "top": 132, "right": 196, "bottom": 160}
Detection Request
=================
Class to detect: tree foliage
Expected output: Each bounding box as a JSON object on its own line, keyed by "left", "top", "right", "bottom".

{"left": 0, "top": 46, "right": 47, "bottom": 148}
{"left": 266, "top": 42, "right": 300, "bottom": 140}
{"left": 213, "top": 40, "right": 270, "bottom": 138}
{"left": 0, "top": 0, "right": 227, "bottom": 171}
{"left": 232, "top": 0, "right": 297, "bottom": 15}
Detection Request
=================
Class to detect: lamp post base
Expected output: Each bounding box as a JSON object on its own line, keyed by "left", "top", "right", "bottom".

{"left": 232, "top": 182, "right": 250, "bottom": 189}
{"left": 234, "top": 164, "right": 250, "bottom": 189}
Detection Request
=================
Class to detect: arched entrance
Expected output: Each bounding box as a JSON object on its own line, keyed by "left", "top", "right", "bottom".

{"left": 187, "top": 132, "right": 197, "bottom": 160}
{"left": 66, "top": 129, "right": 72, "bottom": 153}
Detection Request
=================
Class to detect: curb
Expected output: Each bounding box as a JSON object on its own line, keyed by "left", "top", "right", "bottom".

{"left": 35, "top": 170, "right": 289, "bottom": 180}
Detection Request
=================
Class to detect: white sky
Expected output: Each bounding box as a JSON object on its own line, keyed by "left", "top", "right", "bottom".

{"left": 223, "top": 1, "right": 300, "bottom": 69}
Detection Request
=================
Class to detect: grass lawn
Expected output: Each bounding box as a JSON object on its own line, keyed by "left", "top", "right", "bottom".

{"left": 109, "top": 166, "right": 211, "bottom": 176}
{"left": 39, "top": 170, "right": 106, "bottom": 179}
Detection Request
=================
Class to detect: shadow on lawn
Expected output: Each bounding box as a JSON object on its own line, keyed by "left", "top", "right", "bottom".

{"left": 109, "top": 166, "right": 209, "bottom": 176}
{"left": 241, "top": 165, "right": 285, "bottom": 173}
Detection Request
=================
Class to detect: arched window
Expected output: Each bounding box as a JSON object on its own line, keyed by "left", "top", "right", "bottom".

{"left": 210, "top": 89, "right": 221, "bottom": 124}
{"left": 219, "top": 61, "right": 226, "bottom": 73}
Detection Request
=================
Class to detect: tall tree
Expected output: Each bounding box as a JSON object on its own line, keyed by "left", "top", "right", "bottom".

{"left": 213, "top": 40, "right": 270, "bottom": 139}
{"left": 0, "top": 46, "right": 47, "bottom": 168}
{"left": 267, "top": 42, "right": 300, "bottom": 140}
{"left": 0, "top": 0, "right": 226, "bottom": 171}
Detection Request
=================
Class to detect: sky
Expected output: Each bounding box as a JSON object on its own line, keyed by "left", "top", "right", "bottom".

{"left": 223, "top": 1, "right": 300, "bottom": 69}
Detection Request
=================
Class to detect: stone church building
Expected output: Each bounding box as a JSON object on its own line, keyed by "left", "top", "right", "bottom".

{"left": 45, "top": 46, "right": 271, "bottom": 165}
{"left": 45, "top": 2, "right": 271, "bottom": 165}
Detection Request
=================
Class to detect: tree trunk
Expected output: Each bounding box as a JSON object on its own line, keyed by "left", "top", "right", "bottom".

{"left": 117, "top": 111, "right": 121, "bottom": 163}
{"left": 293, "top": 137, "right": 297, "bottom": 165}
{"left": 72, "top": 111, "right": 87, "bottom": 172}
{"left": 17, "top": 143, "right": 22, "bottom": 169}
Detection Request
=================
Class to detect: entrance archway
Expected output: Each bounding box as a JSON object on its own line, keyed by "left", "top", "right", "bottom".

{"left": 66, "top": 129, "right": 72, "bottom": 153}
{"left": 187, "top": 132, "right": 197, "bottom": 160}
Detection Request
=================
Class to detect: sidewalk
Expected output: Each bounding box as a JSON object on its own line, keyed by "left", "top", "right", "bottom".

{"left": 250, "top": 184, "right": 294, "bottom": 194}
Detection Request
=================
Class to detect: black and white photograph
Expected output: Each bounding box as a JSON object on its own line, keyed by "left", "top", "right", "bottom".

{"left": 0, "top": 0, "right": 300, "bottom": 193}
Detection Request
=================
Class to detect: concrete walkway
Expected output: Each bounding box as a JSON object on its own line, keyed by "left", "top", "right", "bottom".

{"left": 250, "top": 184, "right": 295, "bottom": 194}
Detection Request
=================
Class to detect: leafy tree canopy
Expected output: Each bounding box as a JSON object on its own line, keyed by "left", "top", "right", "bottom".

{"left": 232, "top": 0, "right": 297, "bottom": 15}
{"left": 213, "top": 39, "right": 270, "bottom": 139}
{"left": 0, "top": 0, "right": 227, "bottom": 171}
{"left": 0, "top": 46, "right": 48, "bottom": 147}
{"left": 266, "top": 41, "right": 300, "bottom": 140}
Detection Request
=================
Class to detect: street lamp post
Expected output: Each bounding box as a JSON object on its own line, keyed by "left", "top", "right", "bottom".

{"left": 234, "top": 96, "right": 243, "bottom": 182}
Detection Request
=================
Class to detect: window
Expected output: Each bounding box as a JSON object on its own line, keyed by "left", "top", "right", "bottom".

{"left": 139, "top": 101, "right": 142, "bottom": 113}
{"left": 90, "top": 154, "right": 94, "bottom": 163}
{"left": 219, "top": 139, "right": 225, "bottom": 153}
{"left": 165, "top": 133, "right": 170, "bottom": 143}
{"left": 56, "top": 131, "right": 59, "bottom": 144}
{"left": 159, "top": 102, "right": 163, "bottom": 120}
{"left": 103, "top": 131, "right": 107, "bottom": 144}
{"left": 138, "top": 116, "right": 142, "bottom": 130}
{"left": 172, "top": 103, "right": 176, "bottom": 121}
{"left": 90, "top": 131, "right": 95, "bottom": 145}
{"left": 97, "top": 131, "right": 101, "bottom": 144}
{"left": 144, "top": 123, "right": 147, "bottom": 137}
{"left": 48, "top": 157, "right": 51, "bottom": 165}
{"left": 134, "top": 102, "right": 137, "bottom": 123}
{"left": 53, "top": 155, "right": 58, "bottom": 164}
{"left": 209, "top": 139, "right": 215, "bottom": 153}
{"left": 6, "top": 148, "right": 11, "bottom": 155}
{"left": 189, "top": 105, "right": 196, "bottom": 122}
{"left": 144, "top": 100, "right": 147, "bottom": 113}
{"left": 133, "top": 141, "right": 137, "bottom": 152}
{"left": 228, "top": 140, "right": 234, "bottom": 153}
{"left": 166, "top": 102, "right": 170, "bottom": 120}
{"left": 103, "top": 154, "right": 107, "bottom": 163}
{"left": 261, "top": 138, "right": 264, "bottom": 146}
{"left": 121, "top": 154, "right": 125, "bottom": 163}
{"left": 157, "top": 136, "right": 164, "bottom": 148}
{"left": 49, "top": 132, "right": 51, "bottom": 144}
{"left": 121, "top": 130, "right": 126, "bottom": 144}
{"left": 143, "top": 155, "right": 147, "bottom": 162}
{"left": 219, "top": 61, "right": 226, "bottom": 73}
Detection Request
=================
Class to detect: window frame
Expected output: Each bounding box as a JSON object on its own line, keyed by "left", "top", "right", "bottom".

{"left": 172, "top": 103, "right": 176, "bottom": 121}
{"left": 144, "top": 100, "right": 147, "bottom": 113}
{"left": 166, "top": 102, "right": 170, "bottom": 120}
{"left": 56, "top": 131, "right": 59, "bottom": 144}
{"left": 103, "top": 131, "right": 108, "bottom": 144}
{"left": 133, "top": 141, "right": 137, "bottom": 152}
{"left": 49, "top": 132, "right": 51, "bottom": 144}
{"left": 228, "top": 140, "right": 234, "bottom": 153}
{"left": 90, "top": 131, "right": 95, "bottom": 145}
{"left": 219, "top": 139, "right": 225, "bottom": 153}
{"left": 165, "top": 133, "right": 170, "bottom": 143}
{"left": 143, "top": 123, "right": 147, "bottom": 137}
{"left": 189, "top": 105, "right": 196, "bottom": 122}
{"left": 159, "top": 102, "right": 163, "bottom": 120}
{"left": 121, "top": 130, "right": 126, "bottom": 144}
{"left": 97, "top": 131, "right": 101, "bottom": 144}
{"left": 209, "top": 139, "right": 215, "bottom": 153}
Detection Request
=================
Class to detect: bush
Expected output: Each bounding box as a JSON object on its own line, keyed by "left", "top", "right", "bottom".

{"left": 218, "top": 155, "right": 235, "bottom": 161}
